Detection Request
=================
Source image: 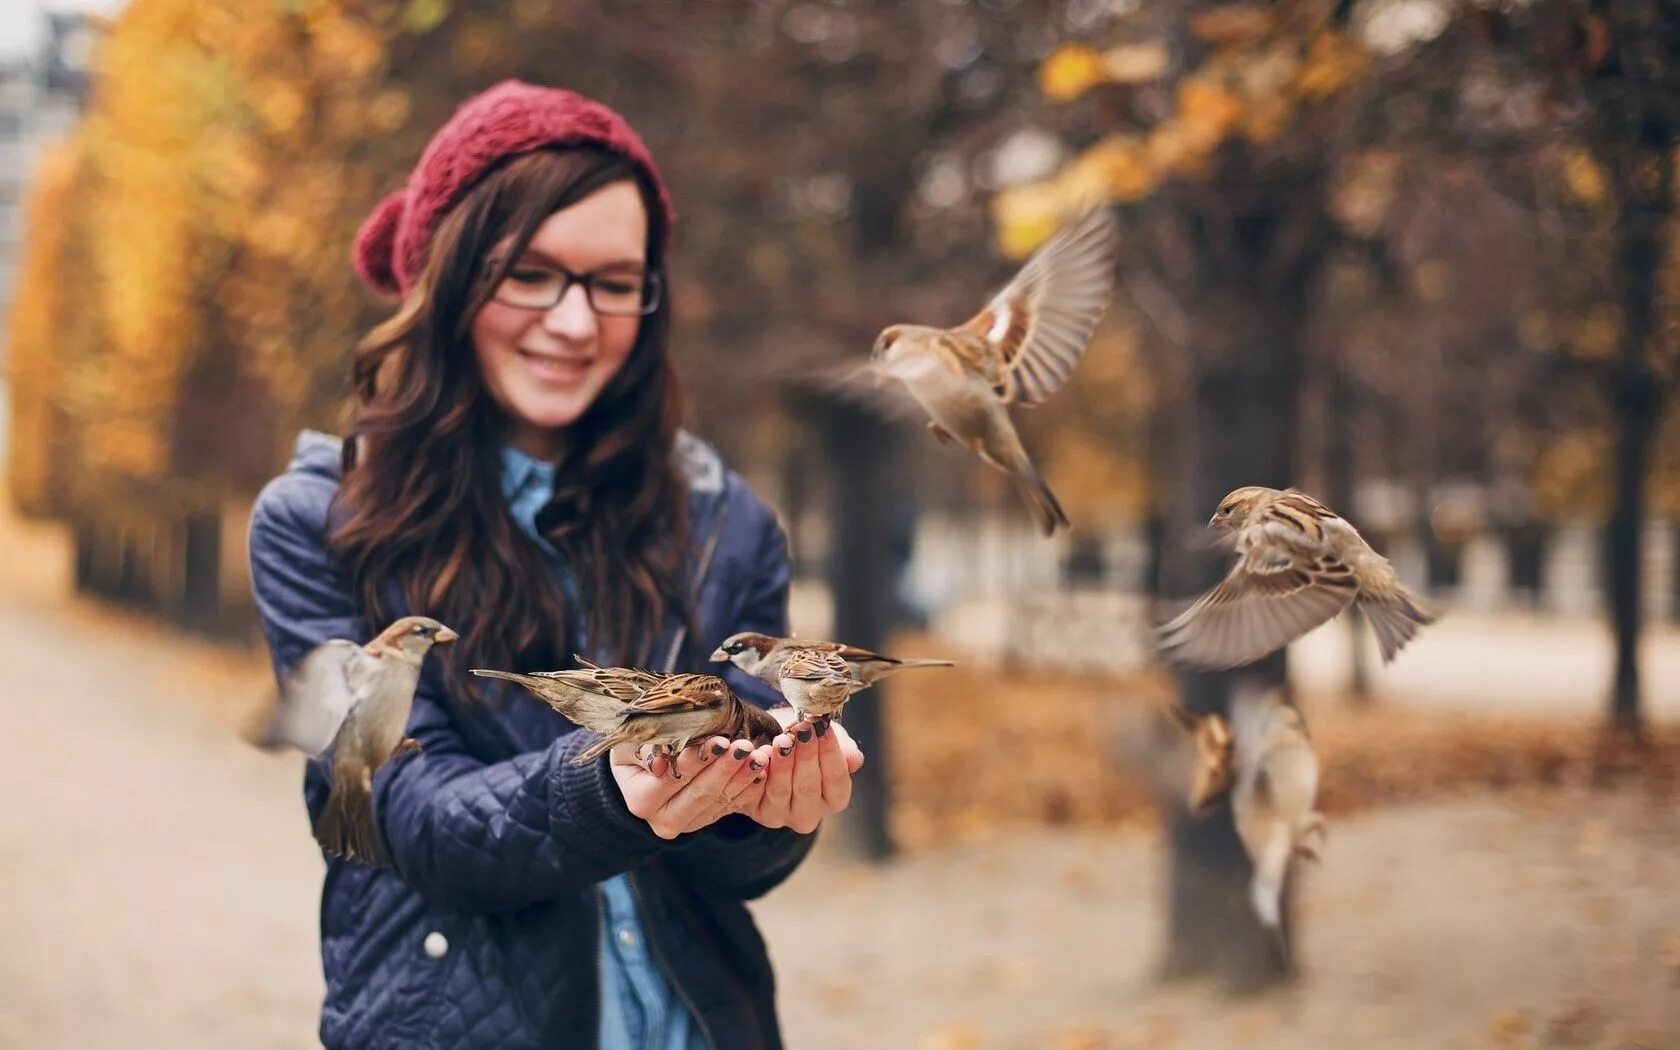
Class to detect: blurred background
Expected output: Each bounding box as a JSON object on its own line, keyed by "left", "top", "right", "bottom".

{"left": 2, "top": 0, "right": 1678, "bottom": 1047}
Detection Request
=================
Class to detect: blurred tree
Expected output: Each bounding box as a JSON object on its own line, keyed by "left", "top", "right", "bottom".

{"left": 999, "top": 0, "right": 1370, "bottom": 989}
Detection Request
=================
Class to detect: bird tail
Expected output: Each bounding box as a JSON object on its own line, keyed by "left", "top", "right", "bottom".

{"left": 1250, "top": 824, "right": 1294, "bottom": 930}
{"left": 313, "top": 763, "right": 388, "bottom": 867}
{"left": 1359, "top": 586, "right": 1438, "bottom": 663}
{"left": 471, "top": 668, "right": 627, "bottom": 731}
{"left": 1014, "top": 468, "right": 1071, "bottom": 535}
{"left": 895, "top": 658, "right": 956, "bottom": 671}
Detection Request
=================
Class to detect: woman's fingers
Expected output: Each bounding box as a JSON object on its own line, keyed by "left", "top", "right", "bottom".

{"left": 785, "top": 721, "right": 825, "bottom": 834}
{"left": 814, "top": 720, "right": 853, "bottom": 812}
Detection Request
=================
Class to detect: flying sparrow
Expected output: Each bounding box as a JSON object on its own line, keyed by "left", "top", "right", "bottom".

{"left": 1158, "top": 486, "right": 1437, "bottom": 670}
{"left": 253, "top": 616, "right": 457, "bottom": 865}
{"left": 1228, "top": 686, "right": 1325, "bottom": 944}
{"left": 868, "top": 206, "right": 1119, "bottom": 534}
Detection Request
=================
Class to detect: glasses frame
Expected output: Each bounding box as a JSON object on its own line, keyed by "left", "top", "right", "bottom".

{"left": 484, "top": 258, "right": 663, "bottom": 317}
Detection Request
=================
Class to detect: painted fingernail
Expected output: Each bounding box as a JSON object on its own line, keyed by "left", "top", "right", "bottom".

{"left": 753, "top": 775, "right": 764, "bottom": 784}
{"left": 750, "top": 757, "right": 765, "bottom": 771}
{"left": 711, "top": 742, "right": 726, "bottom": 756}
{"left": 777, "top": 744, "right": 793, "bottom": 757}
{"left": 732, "top": 745, "right": 750, "bottom": 760}
{"left": 797, "top": 728, "right": 813, "bottom": 743}
{"left": 814, "top": 720, "right": 829, "bottom": 737}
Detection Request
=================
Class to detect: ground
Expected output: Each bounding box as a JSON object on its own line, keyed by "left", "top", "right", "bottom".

{"left": 1, "top": 492, "right": 1677, "bottom": 1048}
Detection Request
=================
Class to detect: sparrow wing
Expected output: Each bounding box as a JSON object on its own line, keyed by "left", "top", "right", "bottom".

{"left": 623, "top": 674, "right": 729, "bottom": 717}
{"left": 266, "top": 640, "right": 376, "bottom": 756}
{"left": 781, "top": 647, "right": 856, "bottom": 682}
{"left": 534, "top": 665, "right": 662, "bottom": 704}
{"left": 1158, "top": 541, "right": 1360, "bottom": 670}
{"left": 955, "top": 206, "right": 1118, "bottom": 407}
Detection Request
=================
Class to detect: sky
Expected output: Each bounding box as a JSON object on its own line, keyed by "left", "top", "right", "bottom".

{"left": 0, "top": 0, "right": 123, "bottom": 63}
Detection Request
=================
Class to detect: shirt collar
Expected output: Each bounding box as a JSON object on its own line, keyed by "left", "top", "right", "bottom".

{"left": 499, "top": 444, "right": 557, "bottom": 503}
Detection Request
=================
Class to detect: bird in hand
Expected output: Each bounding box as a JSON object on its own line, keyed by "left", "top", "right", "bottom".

{"left": 1158, "top": 486, "right": 1437, "bottom": 670}
{"left": 554, "top": 669, "right": 783, "bottom": 774}
{"left": 1228, "top": 686, "right": 1325, "bottom": 946}
{"left": 868, "top": 206, "right": 1118, "bottom": 535}
{"left": 470, "top": 659, "right": 656, "bottom": 733}
{"left": 252, "top": 615, "right": 456, "bottom": 866}
{"left": 711, "top": 631, "right": 954, "bottom": 723}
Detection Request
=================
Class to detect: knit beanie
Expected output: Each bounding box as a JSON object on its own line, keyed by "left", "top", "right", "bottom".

{"left": 352, "top": 80, "right": 674, "bottom": 298}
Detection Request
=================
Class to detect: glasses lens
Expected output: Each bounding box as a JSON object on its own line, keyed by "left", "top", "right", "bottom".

{"left": 493, "top": 265, "right": 566, "bottom": 309}
{"left": 589, "top": 271, "right": 661, "bottom": 316}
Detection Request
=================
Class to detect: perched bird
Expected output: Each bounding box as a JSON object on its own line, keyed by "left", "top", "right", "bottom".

{"left": 868, "top": 206, "right": 1119, "bottom": 534}
{"left": 710, "top": 632, "right": 954, "bottom": 722}
{"left": 712, "top": 632, "right": 954, "bottom": 688}
{"left": 470, "top": 660, "right": 655, "bottom": 733}
{"left": 1158, "top": 486, "right": 1437, "bottom": 670}
{"left": 253, "top": 616, "right": 457, "bottom": 865}
{"left": 569, "top": 672, "right": 782, "bottom": 771}
{"left": 1228, "top": 686, "right": 1325, "bottom": 940}
{"left": 475, "top": 660, "right": 781, "bottom": 775}
{"left": 773, "top": 647, "right": 863, "bottom": 724}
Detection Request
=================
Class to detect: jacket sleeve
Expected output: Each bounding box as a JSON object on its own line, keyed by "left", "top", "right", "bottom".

{"left": 669, "top": 490, "right": 817, "bottom": 900}
{"left": 248, "top": 474, "right": 677, "bottom": 915}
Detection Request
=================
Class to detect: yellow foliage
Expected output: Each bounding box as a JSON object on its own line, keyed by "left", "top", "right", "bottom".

{"left": 4, "top": 141, "right": 79, "bottom": 515}
{"left": 1175, "top": 78, "right": 1246, "bottom": 152}
{"left": 1295, "top": 29, "right": 1367, "bottom": 99}
{"left": 1039, "top": 44, "right": 1104, "bottom": 103}
{"left": 1560, "top": 147, "right": 1608, "bottom": 205}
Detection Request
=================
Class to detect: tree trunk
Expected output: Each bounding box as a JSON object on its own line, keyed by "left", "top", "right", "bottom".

{"left": 1160, "top": 319, "right": 1302, "bottom": 989}
{"left": 1605, "top": 143, "right": 1672, "bottom": 739}
{"left": 818, "top": 399, "right": 900, "bottom": 860}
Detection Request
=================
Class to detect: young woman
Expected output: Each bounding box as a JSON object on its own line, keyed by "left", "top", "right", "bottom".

{"left": 249, "top": 80, "right": 860, "bottom": 1050}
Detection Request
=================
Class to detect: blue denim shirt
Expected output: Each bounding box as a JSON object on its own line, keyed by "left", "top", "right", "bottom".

{"left": 500, "top": 445, "right": 705, "bottom": 1050}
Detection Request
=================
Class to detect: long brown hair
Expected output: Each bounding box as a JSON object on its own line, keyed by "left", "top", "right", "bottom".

{"left": 331, "top": 148, "right": 691, "bottom": 700}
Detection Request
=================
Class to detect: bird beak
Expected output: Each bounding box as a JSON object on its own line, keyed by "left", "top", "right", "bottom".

{"left": 435, "top": 626, "right": 459, "bottom": 644}
{"left": 1207, "top": 514, "right": 1221, "bottom": 528}
{"left": 708, "top": 647, "right": 729, "bottom": 662}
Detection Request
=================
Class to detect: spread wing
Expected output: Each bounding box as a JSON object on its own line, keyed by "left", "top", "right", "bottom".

{"left": 266, "top": 640, "right": 376, "bottom": 756}
{"left": 955, "top": 206, "right": 1118, "bottom": 407}
{"left": 1157, "top": 541, "right": 1360, "bottom": 670}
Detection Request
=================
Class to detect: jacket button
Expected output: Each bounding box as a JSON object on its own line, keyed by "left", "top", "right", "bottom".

{"left": 423, "top": 932, "right": 448, "bottom": 958}
{"left": 617, "top": 928, "right": 639, "bottom": 950}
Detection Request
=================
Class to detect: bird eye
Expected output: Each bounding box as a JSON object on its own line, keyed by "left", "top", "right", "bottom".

{"left": 726, "top": 643, "right": 742, "bottom": 654}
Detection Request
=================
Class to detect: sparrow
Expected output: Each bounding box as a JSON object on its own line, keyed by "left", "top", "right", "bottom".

{"left": 1173, "top": 705, "right": 1236, "bottom": 814}
{"left": 1158, "top": 486, "right": 1438, "bottom": 670}
{"left": 712, "top": 632, "right": 955, "bottom": 688}
{"left": 469, "top": 660, "right": 655, "bottom": 733}
{"left": 868, "top": 206, "right": 1119, "bottom": 535}
{"left": 1228, "top": 686, "right": 1325, "bottom": 942}
{"left": 253, "top": 616, "right": 457, "bottom": 865}
{"left": 569, "top": 672, "right": 783, "bottom": 771}
{"left": 773, "top": 647, "right": 864, "bottom": 724}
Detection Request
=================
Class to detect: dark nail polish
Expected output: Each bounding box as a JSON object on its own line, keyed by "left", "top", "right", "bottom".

{"left": 777, "top": 744, "right": 793, "bottom": 757}
{"left": 814, "top": 720, "right": 829, "bottom": 737}
{"left": 796, "top": 729, "right": 813, "bottom": 743}
{"left": 750, "top": 757, "right": 765, "bottom": 771}
{"left": 732, "top": 745, "right": 750, "bottom": 760}
{"left": 711, "top": 742, "right": 727, "bottom": 756}
{"left": 753, "top": 775, "right": 764, "bottom": 784}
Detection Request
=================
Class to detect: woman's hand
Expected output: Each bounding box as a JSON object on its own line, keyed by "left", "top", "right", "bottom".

{"left": 738, "top": 710, "right": 864, "bottom": 835}
{"left": 611, "top": 737, "right": 772, "bottom": 840}
{"left": 609, "top": 708, "right": 865, "bottom": 839}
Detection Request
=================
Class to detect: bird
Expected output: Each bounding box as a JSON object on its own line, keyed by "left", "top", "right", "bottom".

{"left": 1228, "top": 685, "right": 1325, "bottom": 945}
{"left": 1162, "top": 702, "right": 1236, "bottom": 814}
{"left": 252, "top": 615, "right": 457, "bottom": 865}
{"left": 772, "top": 647, "right": 864, "bottom": 724}
{"left": 568, "top": 672, "right": 783, "bottom": 772}
{"left": 470, "top": 660, "right": 656, "bottom": 734}
{"left": 867, "top": 205, "right": 1119, "bottom": 534}
{"left": 1157, "top": 486, "right": 1437, "bottom": 670}
{"left": 710, "top": 632, "right": 955, "bottom": 723}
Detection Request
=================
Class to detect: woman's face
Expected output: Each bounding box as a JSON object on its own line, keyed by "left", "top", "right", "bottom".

{"left": 470, "top": 180, "right": 649, "bottom": 460}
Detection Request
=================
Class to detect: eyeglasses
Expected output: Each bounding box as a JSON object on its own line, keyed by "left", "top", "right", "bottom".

{"left": 485, "top": 259, "right": 663, "bottom": 317}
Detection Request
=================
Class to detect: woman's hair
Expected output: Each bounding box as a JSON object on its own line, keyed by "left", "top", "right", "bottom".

{"left": 331, "top": 147, "right": 692, "bottom": 699}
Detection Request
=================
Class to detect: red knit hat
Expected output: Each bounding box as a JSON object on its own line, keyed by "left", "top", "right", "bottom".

{"left": 352, "top": 80, "right": 675, "bottom": 298}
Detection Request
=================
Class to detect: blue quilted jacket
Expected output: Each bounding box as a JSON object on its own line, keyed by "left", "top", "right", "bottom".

{"left": 249, "top": 430, "right": 811, "bottom": 1049}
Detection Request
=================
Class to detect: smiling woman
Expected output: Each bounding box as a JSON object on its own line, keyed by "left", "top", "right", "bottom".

{"left": 245, "top": 80, "right": 858, "bottom": 1050}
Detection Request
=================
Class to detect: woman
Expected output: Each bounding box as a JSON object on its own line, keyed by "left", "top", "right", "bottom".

{"left": 249, "top": 80, "right": 859, "bottom": 1050}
